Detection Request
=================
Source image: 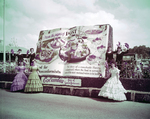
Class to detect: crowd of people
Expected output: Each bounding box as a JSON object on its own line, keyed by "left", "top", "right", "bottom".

{"left": 8, "top": 42, "right": 128, "bottom": 101}
{"left": 98, "top": 42, "right": 149, "bottom": 101}
{"left": 10, "top": 60, "right": 43, "bottom": 93}
{"left": 105, "top": 42, "right": 145, "bottom": 79}
{"left": 10, "top": 48, "right": 35, "bottom": 66}
{"left": 98, "top": 42, "right": 129, "bottom": 101}
{"left": 8, "top": 48, "right": 43, "bottom": 93}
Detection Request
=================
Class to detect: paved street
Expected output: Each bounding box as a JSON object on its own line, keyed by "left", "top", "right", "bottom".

{"left": 0, "top": 89, "right": 150, "bottom": 119}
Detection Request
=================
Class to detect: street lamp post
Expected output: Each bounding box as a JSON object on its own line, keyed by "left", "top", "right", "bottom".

{"left": 3, "top": 0, "right": 6, "bottom": 73}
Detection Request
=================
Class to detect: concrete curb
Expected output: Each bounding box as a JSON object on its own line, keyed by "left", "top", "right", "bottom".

{"left": 0, "top": 81, "right": 150, "bottom": 103}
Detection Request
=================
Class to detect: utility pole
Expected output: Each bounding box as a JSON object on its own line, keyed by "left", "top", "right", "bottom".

{"left": 3, "top": 0, "right": 6, "bottom": 73}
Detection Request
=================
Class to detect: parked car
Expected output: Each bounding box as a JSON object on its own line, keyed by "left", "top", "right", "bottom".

{"left": 141, "top": 59, "right": 150, "bottom": 69}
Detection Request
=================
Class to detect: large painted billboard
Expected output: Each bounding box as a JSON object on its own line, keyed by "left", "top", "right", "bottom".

{"left": 35, "top": 24, "right": 113, "bottom": 78}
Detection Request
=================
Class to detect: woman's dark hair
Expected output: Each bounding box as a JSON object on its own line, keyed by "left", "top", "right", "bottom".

{"left": 30, "top": 48, "right": 34, "bottom": 51}
{"left": 19, "top": 61, "right": 25, "bottom": 66}
{"left": 117, "top": 46, "right": 122, "bottom": 51}
{"left": 107, "top": 46, "right": 112, "bottom": 52}
{"left": 18, "top": 49, "right": 22, "bottom": 52}
{"left": 11, "top": 49, "right": 14, "bottom": 52}
{"left": 110, "top": 60, "right": 117, "bottom": 67}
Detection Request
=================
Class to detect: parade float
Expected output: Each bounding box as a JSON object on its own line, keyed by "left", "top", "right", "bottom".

{"left": 34, "top": 24, "right": 113, "bottom": 86}
{"left": 0, "top": 24, "right": 150, "bottom": 102}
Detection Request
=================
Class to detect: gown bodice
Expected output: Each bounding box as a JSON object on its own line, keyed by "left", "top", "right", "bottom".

{"left": 31, "top": 66, "right": 38, "bottom": 72}
{"left": 110, "top": 67, "right": 120, "bottom": 78}
{"left": 16, "top": 66, "right": 26, "bottom": 73}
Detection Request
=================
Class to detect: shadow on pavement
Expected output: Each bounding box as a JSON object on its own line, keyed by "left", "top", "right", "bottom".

{"left": 2, "top": 88, "right": 124, "bottom": 102}
{"left": 91, "top": 97, "right": 124, "bottom": 103}
{"left": 3, "top": 89, "right": 41, "bottom": 94}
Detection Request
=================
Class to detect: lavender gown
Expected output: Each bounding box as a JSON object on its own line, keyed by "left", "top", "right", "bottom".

{"left": 10, "top": 66, "right": 28, "bottom": 91}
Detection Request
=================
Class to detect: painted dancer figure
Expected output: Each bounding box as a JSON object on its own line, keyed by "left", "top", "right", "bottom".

{"left": 98, "top": 61, "right": 127, "bottom": 101}
{"left": 10, "top": 62, "right": 28, "bottom": 92}
{"left": 24, "top": 61, "right": 43, "bottom": 92}
{"left": 26, "top": 48, "right": 35, "bottom": 66}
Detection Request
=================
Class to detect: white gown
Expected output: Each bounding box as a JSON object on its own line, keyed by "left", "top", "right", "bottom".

{"left": 98, "top": 67, "right": 127, "bottom": 101}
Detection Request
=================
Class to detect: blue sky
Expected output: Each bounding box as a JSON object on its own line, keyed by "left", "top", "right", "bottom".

{"left": 0, "top": 0, "right": 150, "bottom": 51}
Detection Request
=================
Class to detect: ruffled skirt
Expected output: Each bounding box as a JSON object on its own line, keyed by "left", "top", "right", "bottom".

{"left": 98, "top": 77, "right": 127, "bottom": 101}
{"left": 24, "top": 72, "right": 43, "bottom": 92}
{"left": 10, "top": 72, "right": 28, "bottom": 91}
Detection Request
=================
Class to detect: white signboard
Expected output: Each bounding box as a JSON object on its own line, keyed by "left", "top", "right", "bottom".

{"left": 41, "top": 77, "right": 81, "bottom": 86}
{"left": 35, "top": 24, "right": 113, "bottom": 78}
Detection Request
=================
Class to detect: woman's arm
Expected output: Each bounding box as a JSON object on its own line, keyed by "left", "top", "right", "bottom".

{"left": 116, "top": 72, "right": 119, "bottom": 81}
{"left": 23, "top": 66, "right": 26, "bottom": 73}
{"left": 15, "top": 54, "right": 18, "bottom": 62}
{"left": 15, "top": 66, "right": 19, "bottom": 73}
{"left": 113, "top": 50, "right": 117, "bottom": 53}
{"left": 122, "top": 49, "right": 129, "bottom": 55}
{"left": 37, "top": 66, "right": 39, "bottom": 71}
{"left": 122, "top": 43, "right": 129, "bottom": 55}
{"left": 116, "top": 69, "right": 120, "bottom": 82}
{"left": 29, "top": 66, "right": 32, "bottom": 72}
{"left": 104, "top": 69, "right": 111, "bottom": 79}
{"left": 37, "top": 66, "right": 40, "bottom": 75}
{"left": 33, "top": 53, "right": 35, "bottom": 59}
{"left": 106, "top": 71, "right": 111, "bottom": 79}
{"left": 105, "top": 53, "right": 108, "bottom": 61}
{"left": 26, "top": 50, "right": 30, "bottom": 58}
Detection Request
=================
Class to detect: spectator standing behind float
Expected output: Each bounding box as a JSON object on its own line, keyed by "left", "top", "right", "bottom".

{"left": 105, "top": 46, "right": 115, "bottom": 65}
{"left": 24, "top": 60, "right": 43, "bottom": 93}
{"left": 114, "top": 43, "right": 129, "bottom": 70}
{"left": 98, "top": 61, "right": 127, "bottom": 101}
{"left": 10, "top": 49, "right": 16, "bottom": 63}
{"left": 16, "top": 49, "right": 23, "bottom": 66}
{"left": 105, "top": 46, "right": 115, "bottom": 77}
{"left": 10, "top": 62, "right": 28, "bottom": 92}
{"left": 26, "top": 48, "right": 35, "bottom": 66}
{"left": 134, "top": 59, "right": 143, "bottom": 79}
{"left": 10, "top": 49, "right": 17, "bottom": 73}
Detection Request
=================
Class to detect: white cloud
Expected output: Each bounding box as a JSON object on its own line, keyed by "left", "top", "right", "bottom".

{"left": 56, "top": 0, "right": 97, "bottom": 9}
{"left": 1, "top": 0, "right": 149, "bottom": 52}
{"left": 4, "top": 1, "right": 129, "bottom": 49}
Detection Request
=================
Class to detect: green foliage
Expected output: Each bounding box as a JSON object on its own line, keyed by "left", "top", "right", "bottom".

{"left": 129, "top": 45, "right": 150, "bottom": 59}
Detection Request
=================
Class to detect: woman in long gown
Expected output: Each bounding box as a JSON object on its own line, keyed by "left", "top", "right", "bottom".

{"left": 98, "top": 61, "right": 127, "bottom": 101}
{"left": 24, "top": 61, "right": 43, "bottom": 92}
{"left": 10, "top": 62, "right": 28, "bottom": 92}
